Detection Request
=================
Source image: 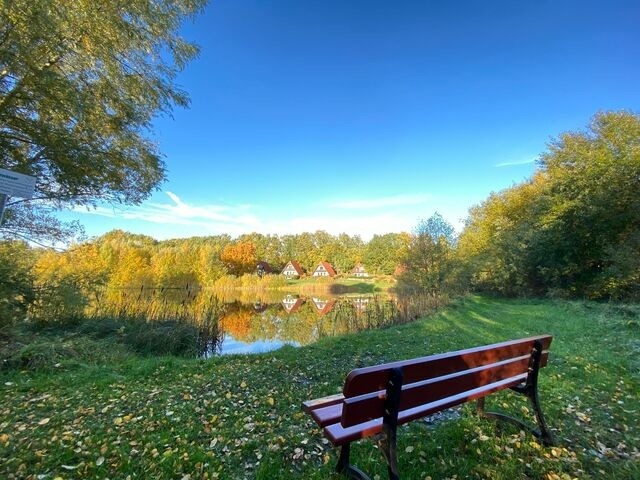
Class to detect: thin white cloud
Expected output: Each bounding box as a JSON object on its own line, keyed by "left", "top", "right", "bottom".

{"left": 494, "top": 157, "right": 537, "bottom": 168}
{"left": 71, "top": 191, "right": 467, "bottom": 241}
{"left": 74, "top": 191, "right": 259, "bottom": 228}
{"left": 328, "top": 193, "right": 432, "bottom": 209}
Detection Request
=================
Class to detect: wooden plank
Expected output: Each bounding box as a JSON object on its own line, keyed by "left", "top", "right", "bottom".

{"left": 302, "top": 393, "right": 344, "bottom": 413}
{"left": 341, "top": 355, "right": 531, "bottom": 427}
{"left": 310, "top": 403, "right": 343, "bottom": 427}
{"left": 325, "top": 374, "right": 527, "bottom": 445}
{"left": 343, "top": 335, "right": 551, "bottom": 397}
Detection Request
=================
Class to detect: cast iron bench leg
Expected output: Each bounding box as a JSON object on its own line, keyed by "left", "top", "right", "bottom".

{"left": 476, "top": 340, "right": 555, "bottom": 446}
{"left": 336, "top": 367, "right": 404, "bottom": 480}
{"left": 380, "top": 367, "right": 403, "bottom": 480}
{"left": 336, "top": 443, "right": 371, "bottom": 480}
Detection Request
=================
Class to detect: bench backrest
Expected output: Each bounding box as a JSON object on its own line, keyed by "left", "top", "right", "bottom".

{"left": 340, "top": 335, "right": 552, "bottom": 428}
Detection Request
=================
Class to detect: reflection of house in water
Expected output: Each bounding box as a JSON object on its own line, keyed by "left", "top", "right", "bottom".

{"left": 253, "top": 301, "right": 268, "bottom": 313}
{"left": 352, "top": 296, "right": 371, "bottom": 313}
{"left": 281, "top": 295, "right": 304, "bottom": 314}
{"left": 311, "top": 297, "right": 336, "bottom": 315}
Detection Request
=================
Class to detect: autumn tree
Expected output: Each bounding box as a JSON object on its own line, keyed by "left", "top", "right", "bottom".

{"left": 456, "top": 174, "right": 547, "bottom": 296}
{"left": 331, "top": 233, "right": 365, "bottom": 274}
{"left": 0, "top": 241, "right": 36, "bottom": 327}
{"left": 458, "top": 111, "right": 640, "bottom": 299}
{"left": 398, "top": 213, "right": 456, "bottom": 294}
{"left": 281, "top": 233, "right": 316, "bottom": 273}
{"left": 363, "top": 232, "right": 411, "bottom": 275}
{"left": 195, "top": 240, "right": 229, "bottom": 287}
{"left": 535, "top": 111, "right": 640, "bottom": 297}
{"left": 237, "top": 233, "right": 284, "bottom": 269}
{"left": 0, "top": 0, "right": 206, "bottom": 244}
{"left": 30, "top": 243, "right": 111, "bottom": 324}
{"left": 221, "top": 240, "right": 258, "bottom": 276}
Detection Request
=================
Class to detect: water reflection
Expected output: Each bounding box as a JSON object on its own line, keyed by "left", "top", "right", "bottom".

{"left": 211, "top": 335, "right": 299, "bottom": 356}
{"left": 90, "top": 287, "right": 442, "bottom": 357}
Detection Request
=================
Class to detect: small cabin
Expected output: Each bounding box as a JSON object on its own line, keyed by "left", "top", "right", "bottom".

{"left": 256, "top": 261, "right": 273, "bottom": 277}
{"left": 282, "top": 260, "right": 304, "bottom": 278}
{"left": 351, "top": 263, "right": 369, "bottom": 277}
{"left": 312, "top": 261, "right": 336, "bottom": 277}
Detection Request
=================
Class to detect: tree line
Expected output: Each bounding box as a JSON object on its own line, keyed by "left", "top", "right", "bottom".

{"left": 2, "top": 0, "right": 638, "bottom": 328}
{"left": 2, "top": 111, "right": 639, "bottom": 329}
{"left": 0, "top": 229, "right": 413, "bottom": 326}
{"left": 455, "top": 111, "right": 640, "bottom": 300}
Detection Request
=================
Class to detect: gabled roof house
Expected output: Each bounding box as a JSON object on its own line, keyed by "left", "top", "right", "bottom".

{"left": 312, "top": 261, "right": 336, "bottom": 277}
{"left": 282, "top": 260, "right": 304, "bottom": 278}
{"left": 351, "top": 263, "right": 369, "bottom": 277}
{"left": 256, "top": 261, "right": 273, "bottom": 276}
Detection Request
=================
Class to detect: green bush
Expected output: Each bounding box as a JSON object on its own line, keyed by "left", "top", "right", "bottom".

{"left": 2, "top": 336, "right": 130, "bottom": 371}
{"left": 76, "top": 317, "right": 125, "bottom": 338}
{"left": 0, "top": 241, "right": 35, "bottom": 328}
{"left": 29, "top": 277, "right": 87, "bottom": 326}
{"left": 123, "top": 320, "right": 199, "bottom": 357}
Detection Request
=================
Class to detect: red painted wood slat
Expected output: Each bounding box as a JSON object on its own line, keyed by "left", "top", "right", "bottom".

{"left": 341, "top": 354, "right": 533, "bottom": 427}
{"left": 343, "top": 335, "right": 551, "bottom": 397}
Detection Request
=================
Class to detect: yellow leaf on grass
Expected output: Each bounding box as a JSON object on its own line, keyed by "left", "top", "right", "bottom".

{"left": 38, "top": 418, "right": 50, "bottom": 426}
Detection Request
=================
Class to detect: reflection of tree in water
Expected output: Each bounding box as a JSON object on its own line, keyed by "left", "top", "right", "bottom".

{"left": 88, "top": 285, "right": 444, "bottom": 356}
{"left": 90, "top": 285, "right": 225, "bottom": 356}
{"left": 218, "top": 307, "right": 252, "bottom": 341}
{"left": 222, "top": 296, "right": 407, "bottom": 345}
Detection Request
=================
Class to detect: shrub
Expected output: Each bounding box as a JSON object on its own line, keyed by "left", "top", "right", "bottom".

{"left": 2, "top": 336, "right": 130, "bottom": 371}
{"left": 123, "top": 320, "right": 199, "bottom": 357}
{"left": 76, "top": 317, "right": 125, "bottom": 338}
{"left": 29, "top": 277, "right": 87, "bottom": 326}
{"left": 0, "top": 241, "right": 35, "bottom": 328}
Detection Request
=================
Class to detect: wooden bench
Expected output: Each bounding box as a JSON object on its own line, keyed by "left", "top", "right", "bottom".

{"left": 302, "top": 335, "right": 555, "bottom": 480}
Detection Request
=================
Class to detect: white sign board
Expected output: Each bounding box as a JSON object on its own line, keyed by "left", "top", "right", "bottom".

{"left": 0, "top": 168, "right": 36, "bottom": 199}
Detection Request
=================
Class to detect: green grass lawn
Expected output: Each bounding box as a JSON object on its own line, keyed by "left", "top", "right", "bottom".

{"left": 1, "top": 296, "right": 639, "bottom": 479}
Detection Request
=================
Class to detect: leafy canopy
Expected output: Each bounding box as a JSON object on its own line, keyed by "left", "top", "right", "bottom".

{"left": 0, "top": 0, "right": 206, "bottom": 244}
{"left": 457, "top": 111, "right": 640, "bottom": 300}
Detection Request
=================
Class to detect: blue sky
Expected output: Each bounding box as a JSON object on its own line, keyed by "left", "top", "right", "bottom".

{"left": 62, "top": 0, "right": 640, "bottom": 240}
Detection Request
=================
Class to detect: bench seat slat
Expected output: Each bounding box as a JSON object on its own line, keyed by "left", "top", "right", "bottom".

{"left": 344, "top": 335, "right": 551, "bottom": 397}
{"left": 310, "top": 403, "right": 343, "bottom": 427}
{"left": 325, "top": 373, "right": 528, "bottom": 445}
{"left": 302, "top": 393, "right": 344, "bottom": 414}
{"left": 341, "top": 354, "right": 534, "bottom": 428}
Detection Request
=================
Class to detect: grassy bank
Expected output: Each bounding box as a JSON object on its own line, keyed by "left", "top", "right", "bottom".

{"left": 281, "top": 276, "right": 395, "bottom": 295}
{"left": 1, "top": 297, "right": 638, "bottom": 479}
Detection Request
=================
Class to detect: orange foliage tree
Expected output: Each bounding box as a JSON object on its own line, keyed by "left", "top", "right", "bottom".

{"left": 220, "top": 240, "right": 257, "bottom": 276}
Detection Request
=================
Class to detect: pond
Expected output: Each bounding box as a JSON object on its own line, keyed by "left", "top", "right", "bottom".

{"left": 89, "top": 286, "right": 442, "bottom": 357}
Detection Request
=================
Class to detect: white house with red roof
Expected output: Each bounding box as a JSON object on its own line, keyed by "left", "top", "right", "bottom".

{"left": 312, "top": 261, "right": 336, "bottom": 277}
{"left": 351, "top": 263, "right": 369, "bottom": 277}
{"left": 282, "top": 260, "right": 304, "bottom": 278}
